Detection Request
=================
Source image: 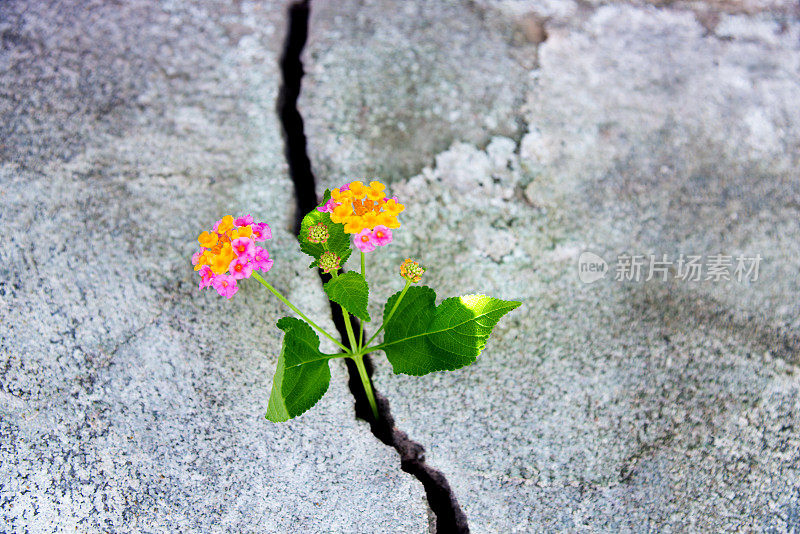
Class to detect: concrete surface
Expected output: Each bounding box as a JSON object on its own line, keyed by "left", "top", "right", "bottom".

{"left": 302, "top": 0, "right": 530, "bottom": 183}
{"left": 0, "top": 1, "right": 427, "bottom": 532}
{"left": 304, "top": 1, "right": 800, "bottom": 532}
{"left": 3, "top": 0, "right": 800, "bottom": 532}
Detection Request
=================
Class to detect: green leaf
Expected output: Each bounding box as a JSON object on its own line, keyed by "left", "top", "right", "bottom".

{"left": 324, "top": 272, "right": 371, "bottom": 322}
{"left": 265, "top": 317, "right": 334, "bottom": 421}
{"left": 298, "top": 199, "right": 352, "bottom": 269}
{"left": 381, "top": 286, "right": 521, "bottom": 376}
{"left": 265, "top": 346, "right": 290, "bottom": 422}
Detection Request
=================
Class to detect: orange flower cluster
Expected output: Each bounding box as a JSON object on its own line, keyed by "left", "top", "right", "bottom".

{"left": 329, "top": 180, "right": 405, "bottom": 234}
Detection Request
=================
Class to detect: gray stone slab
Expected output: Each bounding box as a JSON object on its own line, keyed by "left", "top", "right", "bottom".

{"left": 305, "top": 2, "right": 800, "bottom": 532}
{"left": 0, "top": 1, "right": 427, "bottom": 532}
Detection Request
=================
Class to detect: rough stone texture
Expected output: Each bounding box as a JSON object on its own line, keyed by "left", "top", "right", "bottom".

{"left": 301, "top": 0, "right": 531, "bottom": 183}
{"left": 0, "top": 1, "right": 427, "bottom": 532}
{"left": 306, "top": 1, "right": 800, "bottom": 533}
{"left": 5, "top": 0, "right": 800, "bottom": 532}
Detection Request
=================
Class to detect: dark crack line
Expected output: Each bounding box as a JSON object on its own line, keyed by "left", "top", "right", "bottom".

{"left": 278, "top": 0, "right": 318, "bottom": 235}
{"left": 276, "top": 2, "right": 469, "bottom": 532}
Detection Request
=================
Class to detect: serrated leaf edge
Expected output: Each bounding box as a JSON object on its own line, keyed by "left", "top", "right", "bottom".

{"left": 271, "top": 317, "right": 333, "bottom": 419}
{"left": 382, "top": 294, "right": 520, "bottom": 350}
{"left": 381, "top": 289, "right": 521, "bottom": 376}
{"left": 323, "top": 271, "right": 371, "bottom": 323}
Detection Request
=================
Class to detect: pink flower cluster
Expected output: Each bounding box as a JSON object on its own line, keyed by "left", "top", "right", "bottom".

{"left": 353, "top": 225, "right": 392, "bottom": 252}
{"left": 192, "top": 214, "right": 273, "bottom": 299}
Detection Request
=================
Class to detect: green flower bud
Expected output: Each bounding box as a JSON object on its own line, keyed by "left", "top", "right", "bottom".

{"left": 319, "top": 251, "right": 341, "bottom": 274}
{"left": 307, "top": 222, "right": 329, "bottom": 244}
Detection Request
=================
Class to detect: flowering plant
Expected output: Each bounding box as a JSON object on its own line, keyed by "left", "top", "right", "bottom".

{"left": 192, "top": 181, "right": 520, "bottom": 421}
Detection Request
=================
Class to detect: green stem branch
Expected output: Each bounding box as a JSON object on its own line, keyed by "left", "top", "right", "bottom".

{"left": 364, "top": 280, "right": 411, "bottom": 348}
{"left": 358, "top": 251, "right": 366, "bottom": 351}
{"left": 251, "top": 272, "right": 349, "bottom": 352}
{"left": 331, "top": 270, "right": 358, "bottom": 352}
{"left": 353, "top": 353, "right": 378, "bottom": 419}
{"left": 359, "top": 343, "right": 384, "bottom": 354}
{"left": 341, "top": 306, "right": 358, "bottom": 353}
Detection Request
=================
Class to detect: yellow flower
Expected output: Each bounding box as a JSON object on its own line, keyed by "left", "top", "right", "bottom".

{"left": 361, "top": 212, "right": 380, "bottom": 229}
{"left": 348, "top": 181, "right": 367, "bottom": 197}
{"left": 231, "top": 225, "right": 253, "bottom": 240}
{"left": 377, "top": 212, "right": 399, "bottom": 228}
{"left": 217, "top": 215, "right": 235, "bottom": 234}
{"left": 366, "top": 186, "right": 384, "bottom": 201}
{"left": 331, "top": 188, "right": 352, "bottom": 203}
{"left": 193, "top": 250, "right": 212, "bottom": 271}
{"left": 383, "top": 199, "right": 404, "bottom": 216}
{"left": 344, "top": 219, "right": 366, "bottom": 234}
{"left": 198, "top": 231, "right": 218, "bottom": 248}
{"left": 331, "top": 203, "right": 353, "bottom": 224}
{"left": 327, "top": 179, "right": 404, "bottom": 235}
{"left": 210, "top": 244, "right": 235, "bottom": 274}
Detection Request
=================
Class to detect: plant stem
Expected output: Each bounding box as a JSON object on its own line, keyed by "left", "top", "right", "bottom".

{"left": 358, "top": 251, "right": 366, "bottom": 351}
{"left": 251, "top": 271, "right": 349, "bottom": 352}
{"left": 364, "top": 280, "right": 411, "bottom": 348}
{"left": 330, "top": 270, "right": 359, "bottom": 351}
{"left": 359, "top": 343, "right": 384, "bottom": 354}
{"left": 341, "top": 304, "right": 358, "bottom": 353}
{"left": 353, "top": 353, "right": 378, "bottom": 419}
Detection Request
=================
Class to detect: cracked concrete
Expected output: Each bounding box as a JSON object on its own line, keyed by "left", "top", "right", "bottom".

{"left": 1, "top": 1, "right": 427, "bottom": 532}
{"left": 303, "top": 1, "right": 800, "bottom": 532}
{"left": 3, "top": 0, "right": 800, "bottom": 532}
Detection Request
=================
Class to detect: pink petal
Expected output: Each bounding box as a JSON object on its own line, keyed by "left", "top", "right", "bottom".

{"left": 256, "top": 259, "right": 274, "bottom": 272}
{"left": 252, "top": 223, "right": 272, "bottom": 241}
{"left": 354, "top": 229, "right": 376, "bottom": 252}
{"left": 213, "top": 275, "right": 238, "bottom": 298}
{"left": 372, "top": 225, "right": 392, "bottom": 247}
{"left": 231, "top": 237, "right": 255, "bottom": 259}
{"left": 228, "top": 258, "right": 253, "bottom": 280}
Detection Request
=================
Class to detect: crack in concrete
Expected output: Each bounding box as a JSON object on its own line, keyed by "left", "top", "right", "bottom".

{"left": 276, "top": 2, "right": 469, "bottom": 532}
